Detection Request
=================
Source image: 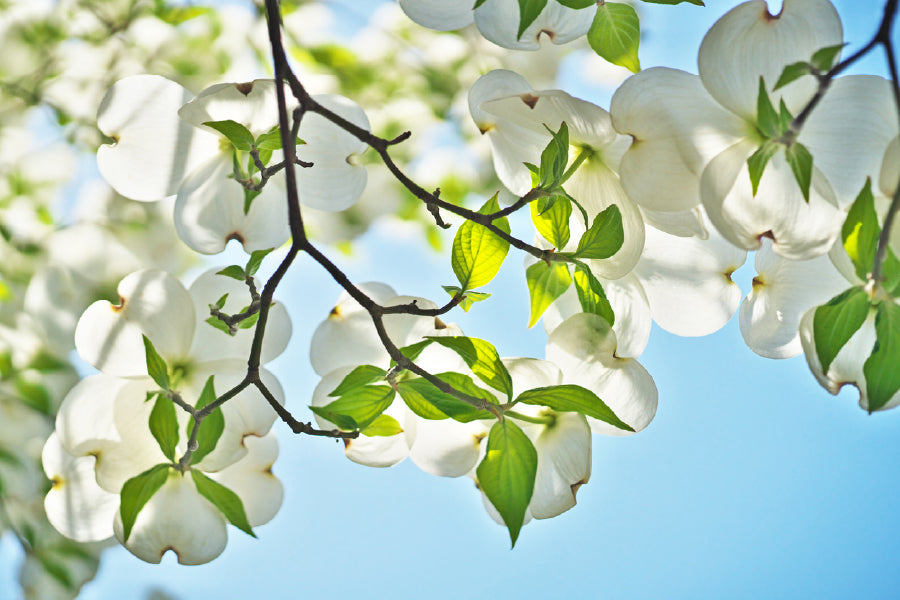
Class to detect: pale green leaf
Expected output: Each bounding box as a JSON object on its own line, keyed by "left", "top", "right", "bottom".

{"left": 451, "top": 194, "right": 510, "bottom": 290}
{"left": 148, "top": 394, "right": 178, "bottom": 462}
{"left": 329, "top": 365, "right": 388, "bottom": 397}
{"left": 203, "top": 120, "right": 254, "bottom": 151}
{"left": 574, "top": 204, "right": 623, "bottom": 259}
{"left": 588, "top": 3, "right": 641, "bottom": 73}
{"left": 426, "top": 336, "right": 513, "bottom": 399}
{"left": 531, "top": 195, "right": 572, "bottom": 249}
{"left": 526, "top": 261, "right": 572, "bottom": 327}
{"left": 191, "top": 470, "right": 255, "bottom": 537}
{"left": 142, "top": 335, "right": 169, "bottom": 390}
{"left": 515, "top": 384, "right": 634, "bottom": 431}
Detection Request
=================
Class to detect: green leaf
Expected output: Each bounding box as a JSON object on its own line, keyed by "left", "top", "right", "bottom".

{"left": 556, "top": 0, "right": 595, "bottom": 7}
{"left": 756, "top": 77, "right": 780, "bottom": 139}
{"left": 538, "top": 122, "right": 569, "bottom": 189}
{"left": 254, "top": 127, "right": 283, "bottom": 151}
{"left": 245, "top": 248, "right": 274, "bottom": 277}
{"left": 120, "top": 464, "right": 171, "bottom": 542}
{"left": 573, "top": 263, "right": 615, "bottom": 326}
{"left": 515, "top": 384, "right": 634, "bottom": 431}
{"left": 360, "top": 414, "right": 404, "bottom": 437}
{"left": 785, "top": 142, "right": 813, "bottom": 202}
{"left": 390, "top": 339, "right": 434, "bottom": 368}
{"left": 212, "top": 293, "right": 229, "bottom": 311}
{"left": 156, "top": 6, "right": 211, "bottom": 25}
{"left": 14, "top": 379, "right": 50, "bottom": 414}
{"left": 588, "top": 3, "right": 641, "bottom": 73}
{"left": 451, "top": 194, "right": 510, "bottom": 291}
{"left": 574, "top": 204, "right": 623, "bottom": 259}
{"left": 329, "top": 365, "right": 388, "bottom": 397}
{"left": 773, "top": 61, "right": 811, "bottom": 90}
{"left": 308, "top": 406, "right": 358, "bottom": 430}
{"left": 149, "top": 394, "right": 179, "bottom": 462}
{"left": 842, "top": 178, "right": 880, "bottom": 281}
{"left": 863, "top": 301, "right": 900, "bottom": 411}
{"left": 442, "top": 285, "right": 491, "bottom": 312}
{"left": 531, "top": 195, "right": 572, "bottom": 249}
{"left": 142, "top": 335, "right": 169, "bottom": 390}
{"left": 810, "top": 43, "right": 846, "bottom": 71}
{"left": 216, "top": 265, "right": 246, "bottom": 281}
{"left": 813, "top": 287, "right": 871, "bottom": 374}
{"left": 476, "top": 420, "right": 537, "bottom": 547}
{"left": 526, "top": 261, "right": 572, "bottom": 327}
{"left": 311, "top": 385, "right": 395, "bottom": 431}
{"left": 517, "top": 0, "right": 548, "bottom": 40}
{"left": 237, "top": 306, "right": 260, "bottom": 329}
{"left": 397, "top": 373, "right": 497, "bottom": 422}
{"left": 191, "top": 470, "right": 256, "bottom": 537}
{"left": 777, "top": 98, "right": 793, "bottom": 133}
{"left": 37, "top": 554, "right": 75, "bottom": 590}
{"left": 426, "top": 336, "right": 514, "bottom": 400}
{"left": 747, "top": 141, "right": 779, "bottom": 196}
{"left": 243, "top": 188, "right": 260, "bottom": 215}
{"left": 27, "top": 351, "right": 69, "bottom": 372}
{"left": 203, "top": 120, "right": 255, "bottom": 151}
{"left": 205, "top": 316, "right": 233, "bottom": 335}
{"left": 187, "top": 376, "right": 225, "bottom": 465}
{"left": 474, "top": 0, "right": 488, "bottom": 7}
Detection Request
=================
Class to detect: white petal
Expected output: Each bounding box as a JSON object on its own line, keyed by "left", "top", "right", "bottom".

{"left": 528, "top": 411, "right": 590, "bottom": 519}
{"left": 639, "top": 206, "right": 709, "bottom": 239}
{"left": 801, "top": 75, "right": 896, "bottom": 206}
{"left": 468, "top": 69, "right": 533, "bottom": 132}
{"left": 398, "top": 0, "right": 474, "bottom": 31}
{"left": 546, "top": 313, "right": 657, "bottom": 435}
{"left": 173, "top": 154, "right": 290, "bottom": 255}
{"left": 75, "top": 269, "right": 195, "bottom": 377}
{"left": 701, "top": 140, "right": 844, "bottom": 260}
{"left": 634, "top": 218, "right": 746, "bottom": 337}
{"left": 475, "top": 0, "right": 591, "bottom": 50}
{"left": 187, "top": 267, "right": 292, "bottom": 365}
{"left": 567, "top": 160, "right": 645, "bottom": 279}
{"left": 209, "top": 433, "right": 283, "bottom": 527}
{"left": 97, "top": 75, "right": 218, "bottom": 201}
{"left": 610, "top": 67, "right": 745, "bottom": 212}
{"left": 114, "top": 470, "right": 228, "bottom": 565}
{"left": 409, "top": 418, "right": 489, "bottom": 478}
{"left": 296, "top": 94, "right": 370, "bottom": 212}
{"left": 698, "top": 0, "right": 842, "bottom": 121}
{"left": 43, "top": 433, "right": 118, "bottom": 542}
{"left": 55, "top": 374, "right": 126, "bottom": 457}
{"left": 178, "top": 79, "right": 282, "bottom": 137}
{"left": 740, "top": 239, "right": 849, "bottom": 358}
{"left": 879, "top": 136, "right": 900, "bottom": 198}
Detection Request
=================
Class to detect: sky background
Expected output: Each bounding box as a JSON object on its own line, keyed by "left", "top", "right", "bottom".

{"left": 3, "top": 0, "right": 900, "bottom": 598}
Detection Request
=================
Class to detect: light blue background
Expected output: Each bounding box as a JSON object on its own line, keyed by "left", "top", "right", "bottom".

{"left": 2, "top": 1, "right": 898, "bottom": 598}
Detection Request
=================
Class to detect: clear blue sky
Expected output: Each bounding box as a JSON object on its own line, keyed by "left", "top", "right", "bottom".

{"left": 3, "top": 1, "right": 899, "bottom": 598}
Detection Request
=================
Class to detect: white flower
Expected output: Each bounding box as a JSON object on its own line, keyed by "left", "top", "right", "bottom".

{"left": 96, "top": 75, "right": 370, "bottom": 253}
{"left": 610, "top": 0, "right": 895, "bottom": 260}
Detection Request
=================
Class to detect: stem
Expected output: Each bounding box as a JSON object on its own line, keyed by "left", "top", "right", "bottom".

{"left": 506, "top": 410, "right": 554, "bottom": 426}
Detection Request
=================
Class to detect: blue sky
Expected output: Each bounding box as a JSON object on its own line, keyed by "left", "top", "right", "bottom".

{"left": 3, "top": 1, "right": 899, "bottom": 598}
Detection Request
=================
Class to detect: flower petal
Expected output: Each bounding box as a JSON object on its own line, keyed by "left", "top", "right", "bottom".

{"left": 97, "top": 75, "right": 218, "bottom": 201}
{"left": 398, "top": 0, "right": 474, "bottom": 30}
{"left": 75, "top": 269, "right": 196, "bottom": 377}
{"left": 178, "top": 79, "right": 282, "bottom": 137}
{"left": 474, "top": 0, "right": 592, "bottom": 50}
{"left": 698, "top": 0, "right": 842, "bottom": 121}
{"left": 55, "top": 374, "right": 126, "bottom": 457}
{"left": 527, "top": 411, "right": 590, "bottom": 519}
{"left": 209, "top": 433, "right": 283, "bottom": 527}
{"left": 409, "top": 418, "right": 489, "bottom": 478}
{"left": 700, "top": 140, "right": 843, "bottom": 260}
{"left": 610, "top": 67, "right": 744, "bottom": 212}
{"left": 740, "top": 239, "right": 849, "bottom": 358}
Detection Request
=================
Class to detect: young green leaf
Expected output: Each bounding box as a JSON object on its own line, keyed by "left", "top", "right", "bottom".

{"left": 756, "top": 78, "right": 781, "bottom": 139}
{"left": 526, "top": 261, "right": 572, "bottom": 327}
{"left": 397, "top": 374, "right": 497, "bottom": 422}
{"left": 311, "top": 385, "right": 396, "bottom": 431}
{"left": 476, "top": 420, "right": 537, "bottom": 547}
{"left": 785, "top": 142, "right": 813, "bottom": 202}
{"left": 813, "top": 287, "right": 871, "bottom": 374}
{"left": 329, "top": 365, "right": 388, "bottom": 397}
{"left": 36, "top": 555, "right": 75, "bottom": 590}
{"left": 187, "top": 376, "right": 225, "bottom": 465}
{"left": 120, "top": 463, "right": 172, "bottom": 542}
{"left": 205, "top": 316, "right": 233, "bottom": 335}
{"left": 777, "top": 98, "right": 793, "bottom": 133}
{"left": 574, "top": 204, "right": 624, "bottom": 259}
{"left": 360, "top": 414, "right": 404, "bottom": 437}
{"left": 747, "top": 141, "right": 779, "bottom": 196}
{"left": 474, "top": 0, "right": 487, "bottom": 7}
{"left": 810, "top": 43, "right": 846, "bottom": 71}
{"left": 142, "top": 335, "right": 169, "bottom": 390}
{"left": 254, "top": 127, "right": 284, "bottom": 151}
{"left": 216, "top": 265, "right": 246, "bottom": 281}
{"left": 639, "top": 0, "right": 704, "bottom": 4}
{"left": 515, "top": 384, "right": 634, "bottom": 431}
{"left": 588, "top": 3, "right": 641, "bottom": 73}
{"left": 538, "top": 122, "right": 569, "bottom": 189}
{"left": 531, "top": 195, "right": 572, "bottom": 249}
{"left": 863, "top": 301, "right": 900, "bottom": 411}
{"left": 451, "top": 194, "right": 510, "bottom": 291}
{"left": 390, "top": 339, "right": 434, "bottom": 368}
{"left": 149, "top": 394, "right": 179, "bottom": 461}
{"left": 573, "top": 263, "right": 615, "bottom": 326}
{"left": 442, "top": 285, "right": 491, "bottom": 312}
{"left": 517, "top": 0, "right": 549, "bottom": 40}
{"left": 212, "top": 293, "right": 229, "bottom": 311}
{"left": 191, "top": 470, "right": 256, "bottom": 537}
{"left": 245, "top": 248, "right": 274, "bottom": 277}
{"left": 773, "top": 61, "right": 811, "bottom": 90}
{"left": 243, "top": 188, "right": 260, "bottom": 215}
{"left": 308, "top": 406, "right": 358, "bottom": 431}
{"left": 556, "top": 0, "right": 595, "bottom": 7}
{"left": 425, "top": 336, "right": 513, "bottom": 400}
{"left": 203, "top": 120, "right": 255, "bottom": 152}
{"left": 842, "top": 179, "right": 880, "bottom": 281}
